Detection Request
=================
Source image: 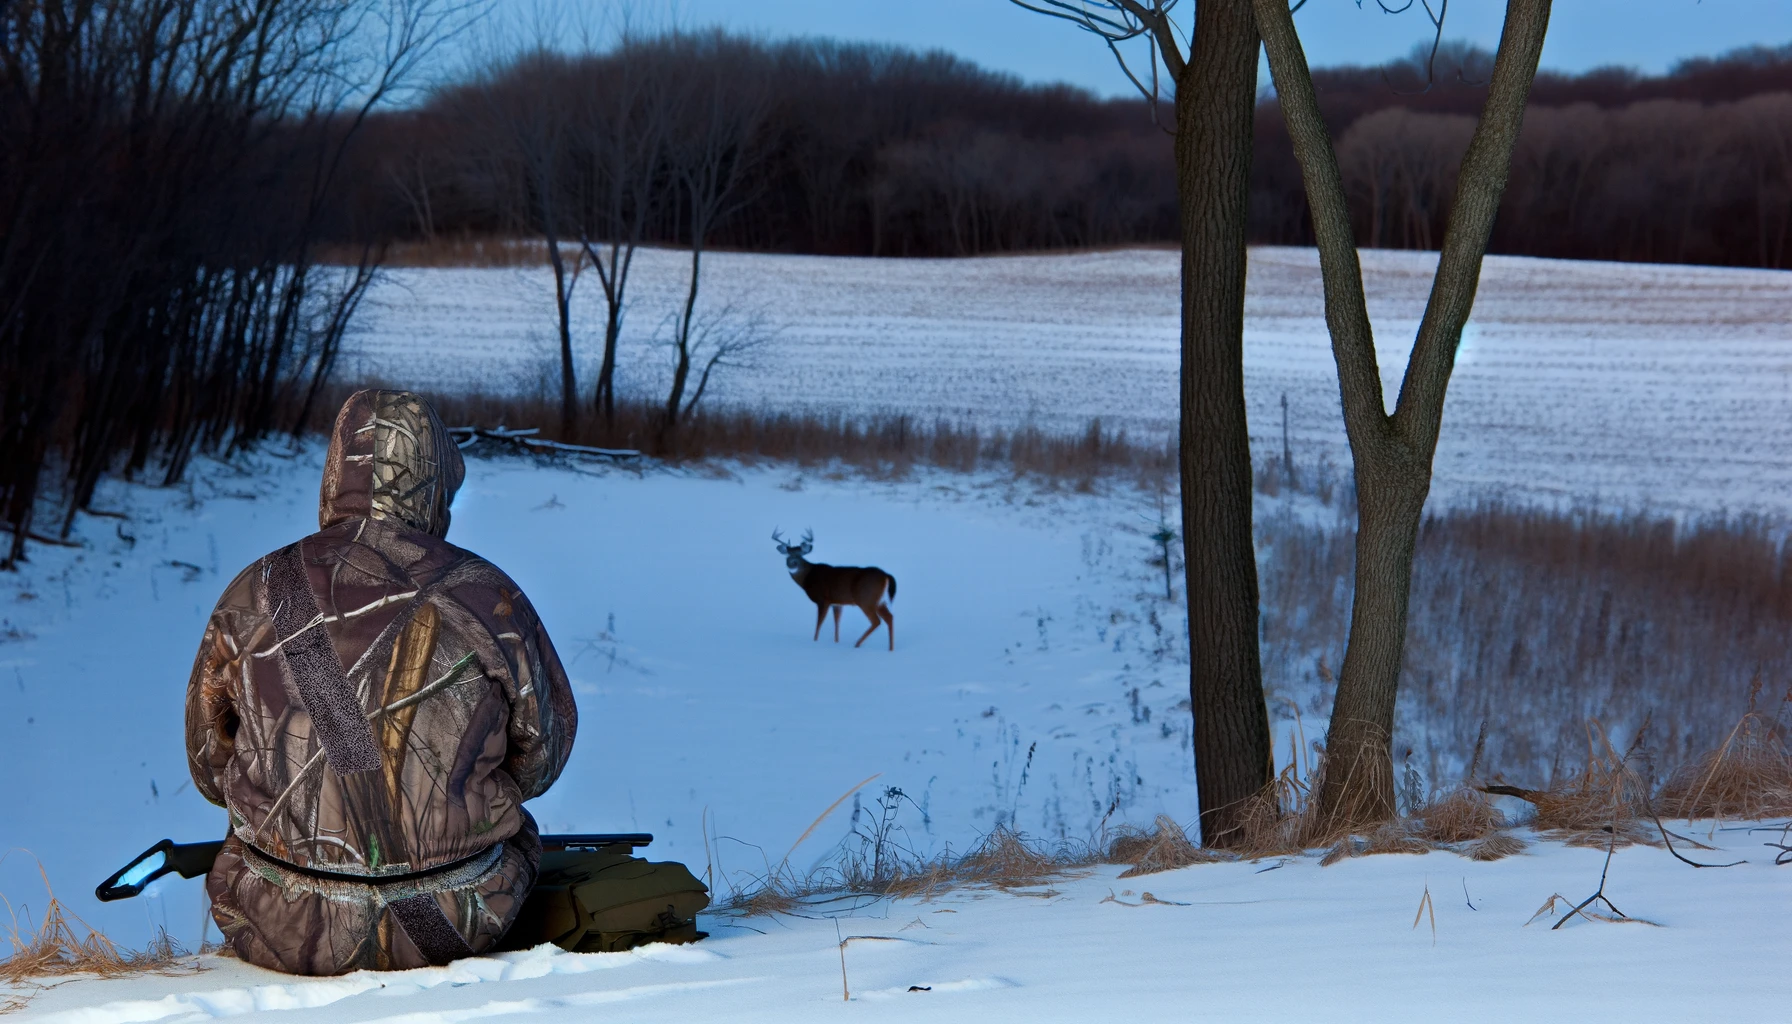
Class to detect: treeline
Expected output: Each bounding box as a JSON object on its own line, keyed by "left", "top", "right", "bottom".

{"left": 0, "top": 0, "right": 448, "bottom": 565}
{"left": 1252, "top": 42, "right": 1792, "bottom": 267}
{"left": 350, "top": 35, "right": 1175, "bottom": 257}
{"left": 337, "top": 35, "right": 1792, "bottom": 268}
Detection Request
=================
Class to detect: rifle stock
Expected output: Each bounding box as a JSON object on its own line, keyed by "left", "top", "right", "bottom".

{"left": 96, "top": 833, "right": 653, "bottom": 902}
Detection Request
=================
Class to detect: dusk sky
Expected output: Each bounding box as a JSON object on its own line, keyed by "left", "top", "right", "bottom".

{"left": 527, "top": 1, "right": 1792, "bottom": 97}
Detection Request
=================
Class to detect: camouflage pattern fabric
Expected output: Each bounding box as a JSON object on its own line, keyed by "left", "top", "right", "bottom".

{"left": 186, "top": 390, "right": 578, "bottom": 975}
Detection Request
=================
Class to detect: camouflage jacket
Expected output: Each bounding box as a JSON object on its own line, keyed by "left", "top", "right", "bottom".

{"left": 185, "top": 390, "right": 577, "bottom": 973}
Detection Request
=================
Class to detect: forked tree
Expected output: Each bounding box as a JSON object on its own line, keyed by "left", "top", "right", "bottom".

{"left": 658, "top": 33, "right": 772, "bottom": 431}
{"left": 455, "top": 49, "right": 585, "bottom": 437}
{"left": 1010, "top": 0, "right": 1272, "bottom": 847}
{"left": 576, "top": 32, "right": 672, "bottom": 425}
{"left": 1253, "top": 0, "right": 1553, "bottom": 830}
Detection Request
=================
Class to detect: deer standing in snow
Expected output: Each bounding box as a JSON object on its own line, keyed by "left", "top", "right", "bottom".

{"left": 772, "top": 528, "right": 897, "bottom": 651}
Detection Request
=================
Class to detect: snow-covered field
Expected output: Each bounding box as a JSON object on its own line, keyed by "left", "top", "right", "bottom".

{"left": 350, "top": 246, "right": 1792, "bottom": 515}
{"left": 3, "top": 446, "right": 1785, "bottom": 1021}
{"left": 6, "top": 245, "right": 1792, "bottom": 1019}
{"left": 1, "top": 447, "right": 1206, "bottom": 956}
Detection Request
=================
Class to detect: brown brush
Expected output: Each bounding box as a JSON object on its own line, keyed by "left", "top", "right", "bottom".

{"left": 1659, "top": 712, "right": 1792, "bottom": 820}
{"left": 1107, "top": 815, "right": 1230, "bottom": 878}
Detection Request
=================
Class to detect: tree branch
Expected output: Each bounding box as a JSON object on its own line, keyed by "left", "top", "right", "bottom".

{"left": 1009, "top": 0, "right": 1186, "bottom": 87}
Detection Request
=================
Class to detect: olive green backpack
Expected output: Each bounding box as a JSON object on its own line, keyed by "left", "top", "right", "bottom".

{"left": 501, "top": 843, "right": 710, "bottom": 954}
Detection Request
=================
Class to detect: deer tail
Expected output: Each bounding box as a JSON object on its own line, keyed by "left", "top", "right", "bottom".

{"left": 885, "top": 573, "right": 896, "bottom": 602}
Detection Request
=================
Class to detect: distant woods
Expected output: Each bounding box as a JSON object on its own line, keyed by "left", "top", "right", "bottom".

{"left": 349, "top": 36, "right": 1792, "bottom": 268}
{"left": 369, "top": 35, "right": 1176, "bottom": 258}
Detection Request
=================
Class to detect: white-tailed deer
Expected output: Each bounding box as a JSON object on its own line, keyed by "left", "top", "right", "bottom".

{"left": 772, "top": 528, "right": 896, "bottom": 651}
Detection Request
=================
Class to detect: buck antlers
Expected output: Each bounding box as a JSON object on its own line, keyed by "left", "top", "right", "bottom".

{"left": 773, "top": 528, "right": 896, "bottom": 651}
{"left": 771, "top": 527, "right": 812, "bottom": 555}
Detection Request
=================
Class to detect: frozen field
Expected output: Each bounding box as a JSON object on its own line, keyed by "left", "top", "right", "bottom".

{"left": 350, "top": 246, "right": 1792, "bottom": 515}
{"left": 1, "top": 447, "right": 1208, "bottom": 957}
{"left": 3, "top": 448, "right": 1785, "bottom": 1021}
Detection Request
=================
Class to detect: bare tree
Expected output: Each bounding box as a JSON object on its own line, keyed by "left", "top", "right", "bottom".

{"left": 576, "top": 37, "right": 671, "bottom": 424}
{"left": 452, "top": 45, "right": 585, "bottom": 436}
{"left": 659, "top": 33, "right": 771, "bottom": 431}
{"left": 1253, "top": 0, "right": 1552, "bottom": 829}
{"left": 662, "top": 304, "right": 769, "bottom": 423}
{"left": 1009, "top": 0, "right": 1272, "bottom": 847}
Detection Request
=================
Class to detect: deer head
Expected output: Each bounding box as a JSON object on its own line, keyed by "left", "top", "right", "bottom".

{"left": 771, "top": 527, "right": 814, "bottom": 573}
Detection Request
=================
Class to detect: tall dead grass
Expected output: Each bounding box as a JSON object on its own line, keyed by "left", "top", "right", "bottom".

{"left": 717, "top": 703, "right": 1788, "bottom": 921}
{"left": 1, "top": 868, "right": 199, "bottom": 1009}
{"left": 1659, "top": 710, "right": 1792, "bottom": 819}
{"left": 1258, "top": 501, "right": 1792, "bottom": 786}
{"left": 310, "top": 382, "right": 1177, "bottom": 486}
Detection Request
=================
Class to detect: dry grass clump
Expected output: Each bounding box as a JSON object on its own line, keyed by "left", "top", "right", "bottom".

{"left": 1, "top": 874, "right": 200, "bottom": 1012}
{"left": 1415, "top": 788, "right": 1508, "bottom": 844}
{"left": 1221, "top": 762, "right": 1325, "bottom": 859}
{"left": 1658, "top": 712, "right": 1792, "bottom": 820}
{"left": 1311, "top": 786, "right": 1528, "bottom": 865}
{"left": 717, "top": 824, "right": 1090, "bottom": 916}
{"left": 2, "top": 899, "right": 183, "bottom": 984}
{"left": 1464, "top": 834, "right": 1529, "bottom": 861}
{"left": 1108, "top": 815, "right": 1231, "bottom": 878}
{"left": 1317, "top": 822, "right": 1432, "bottom": 866}
{"left": 713, "top": 875, "right": 805, "bottom": 918}
{"left": 940, "top": 826, "right": 1075, "bottom": 890}
{"left": 1486, "top": 722, "right": 1658, "bottom": 848}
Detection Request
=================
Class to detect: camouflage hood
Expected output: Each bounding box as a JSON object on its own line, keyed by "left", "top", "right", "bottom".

{"left": 320, "top": 390, "right": 466, "bottom": 538}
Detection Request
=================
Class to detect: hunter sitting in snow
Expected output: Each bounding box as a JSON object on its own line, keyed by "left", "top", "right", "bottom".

{"left": 183, "top": 390, "right": 577, "bottom": 975}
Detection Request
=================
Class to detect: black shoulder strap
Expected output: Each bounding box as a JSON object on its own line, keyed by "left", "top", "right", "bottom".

{"left": 267, "top": 544, "right": 382, "bottom": 774}
{"left": 387, "top": 893, "right": 475, "bottom": 965}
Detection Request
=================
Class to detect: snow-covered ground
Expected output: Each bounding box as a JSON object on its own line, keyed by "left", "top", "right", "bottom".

{"left": 5, "top": 447, "right": 1784, "bottom": 1021}
{"left": 2, "top": 446, "right": 1210, "bottom": 958}
{"left": 7, "top": 245, "right": 1792, "bottom": 1019}
{"left": 349, "top": 246, "right": 1792, "bottom": 515}
{"left": 15, "top": 830, "right": 1790, "bottom": 1022}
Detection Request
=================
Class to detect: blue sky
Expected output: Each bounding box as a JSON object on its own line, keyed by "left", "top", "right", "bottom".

{"left": 507, "top": 1, "right": 1792, "bottom": 98}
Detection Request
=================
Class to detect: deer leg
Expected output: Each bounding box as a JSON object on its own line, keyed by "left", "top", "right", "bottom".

{"left": 813, "top": 603, "right": 827, "bottom": 641}
{"left": 880, "top": 605, "right": 894, "bottom": 651}
{"left": 831, "top": 605, "right": 842, "bottom": 642}
{"left": 853, "top": 604, "right": 883, "bottom": 648}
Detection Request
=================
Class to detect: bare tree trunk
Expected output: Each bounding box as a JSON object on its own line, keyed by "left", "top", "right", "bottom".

{"left": 544, "top": 230, "right": 579, "bottom": 438}
{"left": 1255, "top": 0, "right": 1552, "bottom": 831}
{"left": 664, "top": 244, "right": 702, "bottom": 426}
{"left": 1174, "top": 0, "right": 1274, "bottom": 848}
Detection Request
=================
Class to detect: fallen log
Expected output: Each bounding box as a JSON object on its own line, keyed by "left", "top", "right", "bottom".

{"left": 447, "top": 426, "right": 641, "bottom": 462}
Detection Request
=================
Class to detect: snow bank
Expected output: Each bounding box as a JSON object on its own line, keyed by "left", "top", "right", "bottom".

{"left": 15, "top": 830, "right": 1788, "bottom": 1022}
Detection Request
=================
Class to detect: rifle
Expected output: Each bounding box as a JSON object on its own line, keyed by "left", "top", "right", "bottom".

{"left": 96, "top": 833, "right": 655, "bottom": 902}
